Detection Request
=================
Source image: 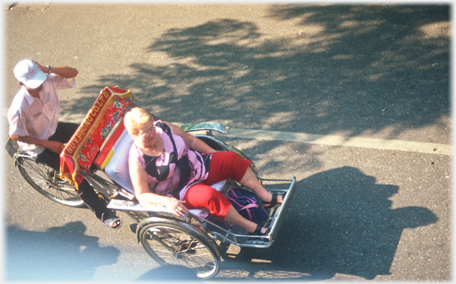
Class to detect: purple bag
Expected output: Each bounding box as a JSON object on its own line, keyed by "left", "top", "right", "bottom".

{"left": 227, "top": 187, "right": 269, "bottom": 225}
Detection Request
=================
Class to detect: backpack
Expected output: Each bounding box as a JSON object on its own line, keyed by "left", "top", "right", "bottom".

{"left": 227, "top": 187, "right": 269, "bottom": 226}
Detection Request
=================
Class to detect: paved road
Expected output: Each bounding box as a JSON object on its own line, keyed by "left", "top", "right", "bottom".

{"left": 4, "top": 3, "right": 450, "bottom": 281}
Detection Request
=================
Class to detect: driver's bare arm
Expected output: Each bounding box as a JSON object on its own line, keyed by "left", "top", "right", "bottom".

{"left": 33, "top": 61, "right": 78, "bottom": 79}
{"left": 10, "top": 135, "right": 65, "bottom": 154}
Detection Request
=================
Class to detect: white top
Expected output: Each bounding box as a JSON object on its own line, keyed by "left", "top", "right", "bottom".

{"left": 7, "top": 74, "right": 76, "bottom": 157}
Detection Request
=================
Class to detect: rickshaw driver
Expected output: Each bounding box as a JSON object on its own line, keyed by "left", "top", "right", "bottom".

{"left": 7, "top": 59, "right": 122, "bottom": 229}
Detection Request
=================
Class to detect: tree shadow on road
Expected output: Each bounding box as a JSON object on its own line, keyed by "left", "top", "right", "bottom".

{"left": 48, "top": 5, "right": 446, "bottom": 280}
{"left": 75, "top": 4, "right": 449, "bottom": 143}
{"left": 6, "top": 221, "right": 120, "bottom": 281}
{"left": 216, "top": 166, "right": 438, "bottom": 280}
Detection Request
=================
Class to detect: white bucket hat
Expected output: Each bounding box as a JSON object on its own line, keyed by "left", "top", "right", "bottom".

{"left": 13, "top": 59, "right": 47, "bottom": 89}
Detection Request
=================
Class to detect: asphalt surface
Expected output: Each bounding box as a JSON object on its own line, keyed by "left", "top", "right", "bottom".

{"left": 3, "top": 3, "right": 451, "bottom": 281}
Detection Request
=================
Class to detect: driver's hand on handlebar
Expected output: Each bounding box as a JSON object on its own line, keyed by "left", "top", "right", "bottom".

{"left": 161, "top": 197, "right": 188, "bottom": 217}
{"left": 45, "top": 140, "right": 66, "bottom": 154}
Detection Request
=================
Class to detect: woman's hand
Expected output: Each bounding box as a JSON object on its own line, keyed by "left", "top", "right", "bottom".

{"left": 161, "top": 196, "right": 189, "bottom": 217}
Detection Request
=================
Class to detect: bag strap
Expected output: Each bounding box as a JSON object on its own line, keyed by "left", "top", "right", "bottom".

{"left": 228, "top": 195, "right": 259, "bottom": 211}
{"left": 157, "top": 121, "right": 179, "bottom": 162}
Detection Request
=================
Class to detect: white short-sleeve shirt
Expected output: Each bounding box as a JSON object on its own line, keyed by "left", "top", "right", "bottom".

{"left": 7, "top": 74, "right": 76, "bottom": 157}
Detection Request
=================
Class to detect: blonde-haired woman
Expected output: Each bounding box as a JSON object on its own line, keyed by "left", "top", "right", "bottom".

{"left": 124, "top": 107, "right": 283, "bottom": 235}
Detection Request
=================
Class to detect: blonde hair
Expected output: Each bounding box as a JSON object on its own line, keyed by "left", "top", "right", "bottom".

{"left": 124, "top": 107, "right": 154, "bottom": 136}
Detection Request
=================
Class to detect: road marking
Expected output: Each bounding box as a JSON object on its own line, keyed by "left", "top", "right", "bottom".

{"left": 222, "top": 128, "right": 451, "bottom": 156}
{"left": 11, "top": 111, "right": 452, "bottom": 155}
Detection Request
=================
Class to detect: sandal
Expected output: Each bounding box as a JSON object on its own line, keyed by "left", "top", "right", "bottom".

{"left": 249, "top": 224, "right": 271, "bottom": 236}
{"left": 263, "top": 193, "right": 286, "bottom": 209}
{"left": 104, "top": 211, "right": 123, "bottom": 229}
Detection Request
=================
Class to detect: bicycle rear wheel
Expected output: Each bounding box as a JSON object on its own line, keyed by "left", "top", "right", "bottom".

{"left": 139, "top": 220, "right": 220, "bottom": 279}
{"left": 17, "top": 156, "right": 85, "bottom": 208}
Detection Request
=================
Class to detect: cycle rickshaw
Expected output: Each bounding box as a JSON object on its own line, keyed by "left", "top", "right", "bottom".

{"left": 6, "top": 86, "right": 297, "bottom": 279}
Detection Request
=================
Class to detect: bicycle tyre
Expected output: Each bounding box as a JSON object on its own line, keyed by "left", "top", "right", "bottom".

{"left": 139, "top": 220, "right": 220, "bottom": 279}
{"left": 17, "top": 156, "right": 85, "bottom": 208}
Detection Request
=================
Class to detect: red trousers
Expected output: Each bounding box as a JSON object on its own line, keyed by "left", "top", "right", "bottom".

{"left": 183, "top": 151, "right": 251, "bottom": 218}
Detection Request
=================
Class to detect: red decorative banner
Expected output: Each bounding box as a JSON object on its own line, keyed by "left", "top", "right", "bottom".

{"left": 60, "top": 86, "right": 133, "bottom": 189}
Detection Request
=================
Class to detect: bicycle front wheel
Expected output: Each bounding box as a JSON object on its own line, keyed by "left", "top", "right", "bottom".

{"left": 139, "top": 221, "right": 220, "bottom": 279}
{"left": 17, "top": 156, "right": 85, "bottom": 208}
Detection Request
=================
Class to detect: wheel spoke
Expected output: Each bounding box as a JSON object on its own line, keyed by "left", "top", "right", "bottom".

{"left": 17, "top": 156, "right": 84, "bottom": 207}
{"left": 141, "top": 223, "right": 219, "bottom": 279}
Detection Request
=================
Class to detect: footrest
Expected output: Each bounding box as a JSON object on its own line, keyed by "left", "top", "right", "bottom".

{"left": 265, "top": 177, "right": 297, "bottom": 245}
{"left": 203, "top": 177, "right": 297, "bottom": 248}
